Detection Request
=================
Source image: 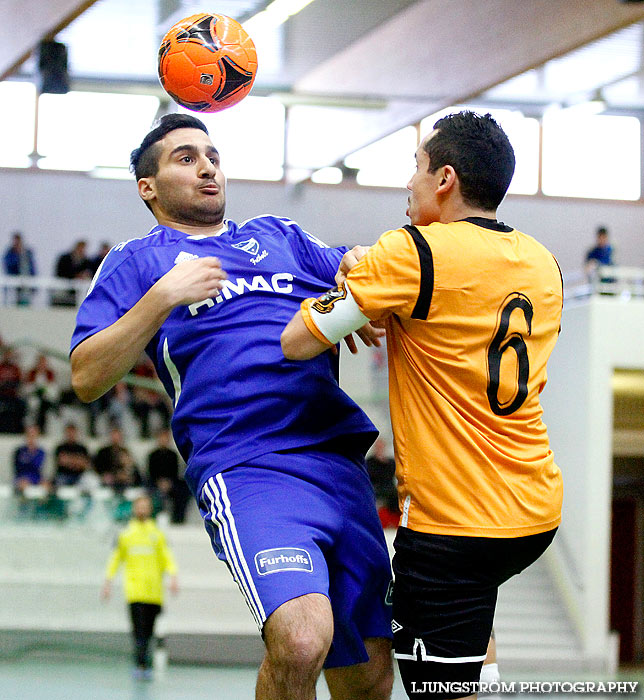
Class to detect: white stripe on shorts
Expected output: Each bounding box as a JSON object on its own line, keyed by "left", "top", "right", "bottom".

{"left": 214, "top": 473, "right": 267, "bottom": 623}
{"left": 394, "top": 638, "right": 486, "bottom": 664}
{"left": 203, "top": 476, "right": 266, "bottom": 629}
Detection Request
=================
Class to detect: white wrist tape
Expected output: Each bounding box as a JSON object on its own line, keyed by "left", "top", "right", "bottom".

{"left": 308, "top": 283, "right": 370, "bottom": 344}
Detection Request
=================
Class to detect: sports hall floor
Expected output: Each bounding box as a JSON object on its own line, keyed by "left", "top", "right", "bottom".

{"left": 2, "top": 655, "right": 644, "bottom": 700}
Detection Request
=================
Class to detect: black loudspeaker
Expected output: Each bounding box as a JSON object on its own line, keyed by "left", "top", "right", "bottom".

{"left": 38, "top": 41, "right": 69, "bottom": 94}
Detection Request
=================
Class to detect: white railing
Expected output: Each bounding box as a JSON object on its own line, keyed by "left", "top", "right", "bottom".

{"left": 0, "top": 482, "right": 152, "bottom": 529}
{"left": 0, "top": 275, "right": 90, "bottom": 308}
{"left": 564, "top": 266, "right": 644, "bottom": 302}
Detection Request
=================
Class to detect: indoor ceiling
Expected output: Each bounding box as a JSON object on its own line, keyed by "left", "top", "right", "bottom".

{"left": 3, "top": 0, "right": 644, "bottom": 168}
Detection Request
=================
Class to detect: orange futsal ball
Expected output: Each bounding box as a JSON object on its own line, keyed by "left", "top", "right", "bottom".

{"left": 158, "top": 13, "right": 258, "bottom": 113}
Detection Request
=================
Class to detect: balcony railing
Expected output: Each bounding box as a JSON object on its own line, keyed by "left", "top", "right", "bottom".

{"left": 564, "top": 266, "right": 644, "bottom": 303}
{"left": 0, "top": 275, "right": 90, "bottom": 308}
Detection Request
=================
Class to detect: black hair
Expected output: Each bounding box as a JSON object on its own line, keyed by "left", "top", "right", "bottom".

{"left": 425, "top": 111, "right": 515, "bottom": 211}
{"left": 129, "top": 113, "right": 210, "bottom": 181}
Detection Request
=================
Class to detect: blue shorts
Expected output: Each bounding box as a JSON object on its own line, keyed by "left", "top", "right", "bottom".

{"left": 197, "top": 446, "right": 393, "bottom": 668}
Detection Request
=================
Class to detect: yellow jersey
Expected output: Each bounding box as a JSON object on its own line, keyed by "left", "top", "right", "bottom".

{"left": 343, "top": 218, "right": 563, "bottom": 538}
{"left": 105, "top": 518, "right": 177, "bottom": 604}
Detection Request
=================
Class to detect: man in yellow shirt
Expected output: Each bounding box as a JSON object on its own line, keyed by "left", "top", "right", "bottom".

{"left": 282, "top": 111, "right": 563, "bottom": 699}
{"left": 102, "top": 494, "right": 178, "bottom": 679}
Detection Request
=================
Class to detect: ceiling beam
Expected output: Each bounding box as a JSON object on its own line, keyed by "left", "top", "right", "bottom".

{"left": 292, "top": 0, "right": 644, "bottom": 167}
{"left": 0, "top": 0, "right": 99, "bottom": 81}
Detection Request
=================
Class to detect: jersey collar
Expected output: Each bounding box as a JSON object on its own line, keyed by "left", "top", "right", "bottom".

{"left": 187, "top": 219, "right": 230, "bottom": 240}
{"left": 458, "top": 217, "right": 513, "bottom": 233}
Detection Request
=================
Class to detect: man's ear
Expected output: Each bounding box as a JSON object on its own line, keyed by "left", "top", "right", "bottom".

{"left": 138, "top": 177, "right": 156, "bottom": 204}
{"left": 436, "top": 165, "right": 457, "bottom": 194}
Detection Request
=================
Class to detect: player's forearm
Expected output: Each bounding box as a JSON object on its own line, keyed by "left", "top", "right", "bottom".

{"left": 281, "top": 310, "right": 332, "bottom": 360}
{"left": 71, "top": 285, "right": 173, "bottom": 403}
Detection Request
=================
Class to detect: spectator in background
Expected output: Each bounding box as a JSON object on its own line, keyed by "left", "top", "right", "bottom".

{"left": 85, "top": 381, "right": 128, "bottom": 439}
{"left": 13, "top": 424, "right": 47, "bottom": 493}
{"left": 147, "top": 428, "right": 190, "bottom": 524}
{"left": 0, "top": 348, "right": 26, "bottom": 433}
{"left": 94, "top": 426, "right": 141, "bottom": 490}
{"left": 366, "top": 437, "right": 399, "bottom": 529}
{"left": 3, "top": 232, "right": 37, "bottom": 305}
{"left": 89, "top": 241, "right": 112, "bottom": 276}
{"left": 131, "top": 356, "right": 171, "bottom": 439}
{"left": 25, "top": 354, "right": 59, "bottom": 434}
{"left": 106, "top": 382, "right": 132, "bottom": 431}
{"left": 101, "top": 494, "right": 178, "bottom": 680}
{"left": 53, "top": 240, "right": 93, "bottom": 306}
{"left": 85, "top": 389, "right": 113, "bottom": 438}
{"left": 53, "top": 422, "right": 92, "bottom": 486}
{"left": 585, "top": 225, "right": 614, "bottom": 277}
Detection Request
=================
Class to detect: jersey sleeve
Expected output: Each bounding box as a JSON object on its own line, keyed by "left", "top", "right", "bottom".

{"left": 70, "top": 248, "right": 151, "bottom": 354}
{"left": 159, "top": 532, "right": 178, "bottom": 575}
{"left": 280, "top": 218, "right": 348, "bottom": 285}
{"left": 105, "top": 535, "right": 125, "bottom": 579}
{"left": 345, "top": 227, "right": 425, "bottom": 321}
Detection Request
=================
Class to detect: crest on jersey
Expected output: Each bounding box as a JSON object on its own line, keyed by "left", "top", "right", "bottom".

{"left": 232, "top": 238, "right": 260, "bottom": 256}
{"left": 174, "top": 251, "right": 199, "bottom": 265}
{"left": 311, "top": 284, "right": 347, "bottom": 314}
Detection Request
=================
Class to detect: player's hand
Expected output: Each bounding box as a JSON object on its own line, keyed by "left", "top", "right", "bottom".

{"left": 341, "top": 322, "right": 385, "bottom": 355}
{"left": 169, "top": 575, "right": 179, "bottom": 596}
{"left": 154, "top": 257, "right": 228, "bottom": 309}
{"left": 335, "top": 245, "right": 370, "bottom": 286}
{"left": 101, "top": 580, "right": 112, "bottom": 601}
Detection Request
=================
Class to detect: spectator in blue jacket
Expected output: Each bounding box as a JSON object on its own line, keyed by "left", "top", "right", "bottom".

{"left": 14, "top": 424, "right": 47, "bottom": 493}
{"left": 3, "top": 232, "right": 37, "bottom": 305}
{"left": 585, "top": 226, "right": 613, "bottom": 269}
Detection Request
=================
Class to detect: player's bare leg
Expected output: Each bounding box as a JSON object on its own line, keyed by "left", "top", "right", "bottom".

{"left": 256, "top": 593, "right": 333, "bottom": 700}
{"left": 324, "top": 637, "right": 393, "bottom": 700}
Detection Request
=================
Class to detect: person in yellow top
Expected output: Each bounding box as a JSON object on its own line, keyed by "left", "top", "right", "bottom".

{"left": 281, "top": 111, "right": 563, "bottom": 700}
{"left": 102, "top": 494, "right": 178, "bottom": 679}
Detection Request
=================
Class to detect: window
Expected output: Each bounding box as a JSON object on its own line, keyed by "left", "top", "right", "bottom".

{"left": 344, "top": 126, "right": 417, "bottom": 188}
{"left": 0, "top": 81, "right": 37, "bottom": 168}
{"left": 186, "top": 96, "right": 284, "bottom": 180}
{"left": 287, "top": 105, "right": 379, "bottom": 172}
{"left": 37, "top": 92, "right": 159, "bottom": 171}
{"left": 542, "top": 111, "right": 640, "bottom": 200}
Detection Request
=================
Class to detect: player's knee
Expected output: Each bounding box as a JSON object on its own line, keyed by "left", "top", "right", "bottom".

{"left": 346, "top": 641, "right": 394, "bottom": 700}
{"left": 365, "top": 645, "right": 394, "bottom": 700}
{"left": 269, "top": 627, "right": 331, "bottom": 675}
{"left": 361, "top": 663, "right": 394, "bottom": 700}
{"left": 380, "top": 662, "right": 395, "bottom": 698}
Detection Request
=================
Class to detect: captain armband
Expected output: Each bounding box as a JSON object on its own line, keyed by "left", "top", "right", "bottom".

{"left": 301, "top": 282, "right": 370, "bottom": 345}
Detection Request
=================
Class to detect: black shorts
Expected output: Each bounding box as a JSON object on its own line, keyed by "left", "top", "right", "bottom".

{"left": 392, "top": 526, "right": 557, "bottom": 699}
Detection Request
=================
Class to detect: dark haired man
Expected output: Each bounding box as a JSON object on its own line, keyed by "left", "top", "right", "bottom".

{"left": 70, "top": 113, "right": 393, "bottom": 700}
{"left": 282, "top": 111, "right": 564, "bottom": 700}
{"left": 3, "top": 232, "right": 37, "bottom": 305}
{"left": 584, "top": 225, "right": 614, "bottom": 283}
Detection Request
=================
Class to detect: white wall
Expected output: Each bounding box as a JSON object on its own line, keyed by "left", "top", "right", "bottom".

{"left": 541, "top": 297, "right": 644, "bottom": 665}
{"left": 1, "top": 168, "right": 643, "bottom": 278}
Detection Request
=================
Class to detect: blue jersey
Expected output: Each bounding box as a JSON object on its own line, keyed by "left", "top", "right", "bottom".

{"left": 71, "top": 215, "right": 377, "bottom": 495}
{"left": 13, "top": 446, "right": 46, "bottom": 484}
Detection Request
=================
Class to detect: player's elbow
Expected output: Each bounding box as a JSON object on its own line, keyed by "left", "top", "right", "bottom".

{"left": 71, "top": 372, "right": 98, "bottom": 404}
{"left": 70, "top": 351, "right": 102, "bottom": 403}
